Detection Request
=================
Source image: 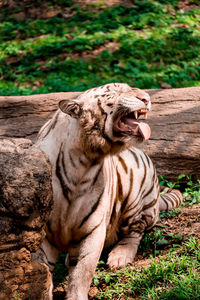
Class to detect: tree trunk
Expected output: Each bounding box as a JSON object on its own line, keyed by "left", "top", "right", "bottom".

{"left": 0, "top": 87, "right": 199, "bottom": 180}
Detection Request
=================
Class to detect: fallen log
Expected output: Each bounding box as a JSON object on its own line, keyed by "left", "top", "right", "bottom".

{"left": 0, "top": 87, "right": 200, "bottom": 180}
{"left": 144, "top": 87, "right": 200, "bottom": 179}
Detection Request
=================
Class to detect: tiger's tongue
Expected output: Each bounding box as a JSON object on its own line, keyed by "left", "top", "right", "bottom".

{"left": 125, "top": 119, "right": 151, "bottom": 140}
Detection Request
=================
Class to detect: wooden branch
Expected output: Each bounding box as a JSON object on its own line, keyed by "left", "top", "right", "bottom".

{"left": 0, "top": 87, "right": 200, "bottom": 180}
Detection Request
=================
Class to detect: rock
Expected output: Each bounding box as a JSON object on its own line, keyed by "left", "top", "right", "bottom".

{"left": 0, "top": 138, "right": 53, "bottom": 299}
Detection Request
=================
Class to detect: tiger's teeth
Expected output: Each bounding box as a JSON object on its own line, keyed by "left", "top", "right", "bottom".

{"left": 135, "top": 126, "right": 139, "bottom": 134}
{"left": 134, "top": 111, "right": 138, "bottom": 119}
{"left": 144, "top": 112, "right": 147, "bottom": 119}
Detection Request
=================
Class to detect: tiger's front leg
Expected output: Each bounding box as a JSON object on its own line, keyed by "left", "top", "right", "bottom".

{"left": 107, "top": 233, "right": 143, "bottom": 269}
{"left": 66, "top": 221, "right": 106, "bottom": 300}
{"left": 107, "top": 209, "right": 158, "bottom": 269}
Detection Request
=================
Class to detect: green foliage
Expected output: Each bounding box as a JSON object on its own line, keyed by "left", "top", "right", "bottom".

{"left": 92, "top": 238, "right": 200, "bottom": 299}
{"left": 159, "top": 208, "right": 182, "bottom": 218}
{"left": 159, "top": 175, "right": 181, "bottom": 189}
{"left": 140, "top": 225, "right": 183, "bottom": 257}
{"left": 53, "top": 252, "right": 68, "bottom": 287}
{"left": 0, "top": 1, "right": 200, "bottom": 95}
{"left": 182, "top": 176, "right": 200, "bottom": 205}
{"left": 13, "top": 291, "right": 21, "bottom": 300}
{"left": 159, "top": 174, "right": 200, "bottom": 205}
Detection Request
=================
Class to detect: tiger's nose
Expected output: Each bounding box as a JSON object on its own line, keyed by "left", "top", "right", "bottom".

{"left": 141, "top": 97, "right": 151, "bottom": 111}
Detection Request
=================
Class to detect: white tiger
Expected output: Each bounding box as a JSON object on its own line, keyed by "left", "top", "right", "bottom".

{"left": 35, "top": 83, "right": 182, "bottom": 300}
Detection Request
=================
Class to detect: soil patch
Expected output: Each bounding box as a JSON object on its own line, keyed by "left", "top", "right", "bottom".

{"left": 53, "top": 205, "right": 200, "bottom": 299}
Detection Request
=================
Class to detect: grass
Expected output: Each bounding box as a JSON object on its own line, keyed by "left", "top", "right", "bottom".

{"left": 88, "top": 238, "right": 200, "bottom": 299}
{"left": 0, "top": 0, "right": 200, "bottom": 95}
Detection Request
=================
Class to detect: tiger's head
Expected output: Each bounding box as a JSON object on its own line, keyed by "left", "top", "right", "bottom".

{"left": 59, "top": 83, "right": 151, "bottom": 156}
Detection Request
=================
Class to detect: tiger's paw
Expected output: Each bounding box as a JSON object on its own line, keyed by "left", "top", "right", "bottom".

{"left": 107, "top": 246, "right": 134, "bottom": 270}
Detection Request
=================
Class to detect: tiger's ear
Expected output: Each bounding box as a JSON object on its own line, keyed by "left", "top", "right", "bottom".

{"left": 59, "top": 99, "right": 82, "bottom": 118}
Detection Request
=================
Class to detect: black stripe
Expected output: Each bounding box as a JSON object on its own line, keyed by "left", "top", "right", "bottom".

{"left": 142, "top": 168, "right": 157, "bottom": 199}
{"left": 125, "top": 155, "right": 147, "bottom": 213}
{"left": 78, "top": 189, "right": 104, "bottom": 228}
{"left": 129, "top": 220, "right": 145, "bottom": 234}
{"left": 37, "top": 119, "right": 51, "bottom": 139}
{"left": 97, "top": 99, "right": 113, "bottom": 144}
{"left": 61, "top": 149, "right": 71, "bottom": 184}
{"left": 129, "top": 173, "right": 160, "bottom": 214}
{"left": 51, "top": 111, "right": 59, "bottom": 130}
{"left": 160, "top": 195, "right": 169, "bottom": 210}
{"left": 83, "top": 151, "right": 91, "bottom": 162}
{"left": 110, "top": 167, "right": 124, "bottom": 223}
{"left": 79, "top": 156, "right": 89, "bottom": 167}
{"left": 80, "top": 178, "right": 91, "bottom": 185}
{"left": 138, "top": 155, "right": 147, "bottom": 195}
{"left": 116, "top": 168, "right": 123, "bottom": 202}
{"left": 121, "top": 168, "right": 133, "bottom": 214}
{"left": 143, "top": 214, "right": 153, "bottom": 221}
{"left": 170, "top": 192, "right": 180, "bottom": 204}
{"left": 48, "top": 261, "right": 56, "bottom": 267}
{"left": 69, "top": 151, "right": 76, "bottom": 168}
{"left": 68, "top": 258, "right": 78, "bottom": 267}
{"left": 143, "top": 198, "right": 158, "bottom": 210}
{"left": 142, "top": 214, "right": 155, "bottom": 228}
{"left": 144, "top": 152, "right": 151, "bottom": 169}
{"left": 162, "top": 194, "right": 175, "bottom": 207}
{"left": 92, "top": 164, "right": 103, "bottom": 186}
{"left": 120, "top": 215, "right": 133, "bottom": 228}
{"left": 42, "top": 111, "right": 59, "bottom": 140}
{"left": 165, "top": 193, "right": 178, "bottom": 207}
{"left": 110, "top": 202, "right": 117, "bottom": 224}
{"left": 118, "top": 155, "right": 128, "bottom": 174}
{"left": 129, "top": 149, "right": 140, "bottom": 168}
{"left": 72, "top": 220, "right": 103, "bottom": 245}
{"left": 56, "top": 148, "right": 71, "bottom": 203}
{"left": 125, "top": 199, "right": 141, "bottom": 215}
{"left": 142, "top": 183, "right": 155, "bottom": 199}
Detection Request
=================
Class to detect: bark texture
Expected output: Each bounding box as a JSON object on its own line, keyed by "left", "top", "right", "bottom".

{"left": 0, "top": 138, "right": 53, "bottom": 299}
{"left": 0, "top": 87, "right": 199, "bottom": 180}
{"left": 144, "top": 88, "right": 200, "bottom": 179}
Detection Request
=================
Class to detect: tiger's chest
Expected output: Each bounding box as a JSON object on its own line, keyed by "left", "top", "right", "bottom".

{"left": 46, "top": 166, "right": 105, "bottom": 250}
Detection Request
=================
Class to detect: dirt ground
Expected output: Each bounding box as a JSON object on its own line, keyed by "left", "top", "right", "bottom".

{"left": 53, "top": 205, "right": 200, "bottom": 299}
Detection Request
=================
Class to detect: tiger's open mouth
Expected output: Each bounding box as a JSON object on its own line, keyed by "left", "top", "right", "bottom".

{"left": 113, "top": 109, "right": 151, "bottom": 140}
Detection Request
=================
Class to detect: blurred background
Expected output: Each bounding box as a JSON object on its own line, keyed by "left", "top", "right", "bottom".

{"left": 0, "top": 0, "right": 199, "bottom": 95}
